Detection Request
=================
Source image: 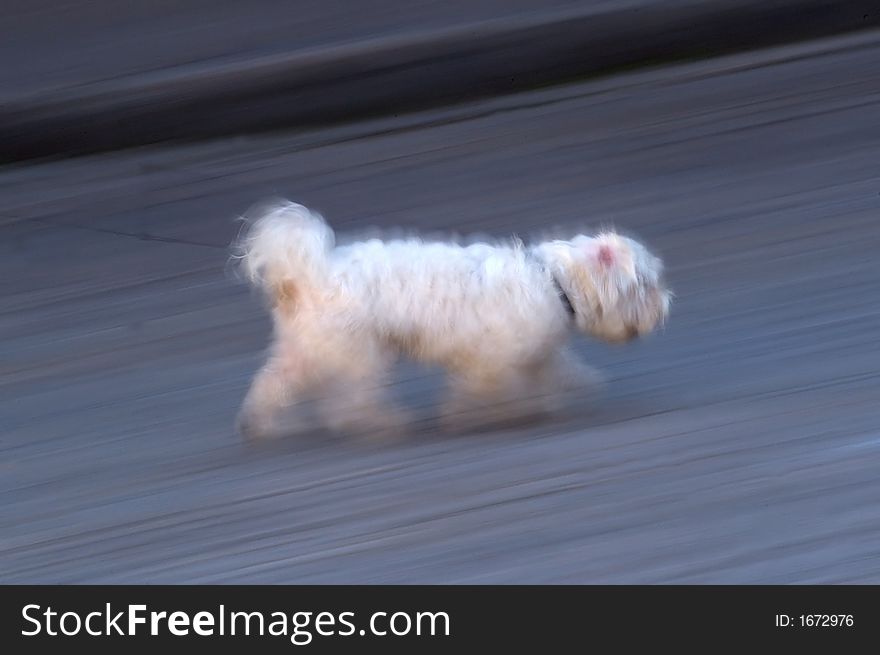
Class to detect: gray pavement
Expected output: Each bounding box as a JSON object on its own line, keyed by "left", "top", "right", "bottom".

{"left": 4, "top": 1, "right": 879, "bottom": 161}
{"left": 1, "top": 0, "right": 585, "bottom": 99}
{"left": 1, "top": 32, "right": 879, "bottom": 582}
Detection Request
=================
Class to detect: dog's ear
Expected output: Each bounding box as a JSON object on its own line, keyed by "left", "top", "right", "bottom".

{"left": 588, "top": 233, "right": 637, "bottom": 281}
{"left": 597, "top": 244, "right": 615, "bottom": 268}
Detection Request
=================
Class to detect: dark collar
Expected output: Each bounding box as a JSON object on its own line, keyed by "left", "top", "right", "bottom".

{"left": 551, "top": 275, "right": 577, "bottom": 319}
{"left": 526, "top": 249, "right": 577, "bottom": 320}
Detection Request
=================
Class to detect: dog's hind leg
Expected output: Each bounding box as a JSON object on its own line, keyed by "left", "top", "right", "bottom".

{"left": 237, "top": 363, "right": 295, "bottom": 440}
{"left": 236, "top": 334, "right": 322, "bottom": 440}
{"left": 315, "top": 337, "right": 410, "bottom": 439}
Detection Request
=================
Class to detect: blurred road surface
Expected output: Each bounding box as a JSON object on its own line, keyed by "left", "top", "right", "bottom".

{"left": 7, "top": 1, "right": 877, "bottom": 163}
{"left": 2, "top": 33, "right": 879, "bottom": 582}
{"left": 0, "top": 0, "right": 589, "bottom": 99}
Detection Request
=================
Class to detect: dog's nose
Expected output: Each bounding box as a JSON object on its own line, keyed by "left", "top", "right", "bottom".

{"left": 625, "top": 324, "right": 640, "bottom": 341}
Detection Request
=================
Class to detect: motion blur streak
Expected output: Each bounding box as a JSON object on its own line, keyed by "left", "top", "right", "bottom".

{"left": 1, "top": 11, "right": 879, "bottom": 583}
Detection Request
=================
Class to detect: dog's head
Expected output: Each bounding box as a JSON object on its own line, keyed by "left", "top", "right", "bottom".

{"left": 559, "top": 232, "right": 671, "bottom": 343}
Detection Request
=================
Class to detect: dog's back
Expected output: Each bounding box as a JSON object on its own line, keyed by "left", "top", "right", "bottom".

{"left": 329, "top": 237, "right": 568, "bottom": 364}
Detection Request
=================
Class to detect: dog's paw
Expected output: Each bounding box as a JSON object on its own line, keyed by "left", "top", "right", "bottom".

{"left": 439, "top": 402, "right": 528, "bottom": 434}
{"left": 236, "top": 409, "right": 278, "bottom": 442}
{"left": 325, "top": 406, "right": 414, "bottom": 442}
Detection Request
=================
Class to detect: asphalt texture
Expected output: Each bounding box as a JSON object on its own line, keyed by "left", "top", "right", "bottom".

{"left": 1, "top": 0, "right": 584, "bottom": 99}
{"left": 2, "top": 32, "right": 879, "bottom": 583}
{"left": 6, "top": 1, "right": 878, "bottom": 161}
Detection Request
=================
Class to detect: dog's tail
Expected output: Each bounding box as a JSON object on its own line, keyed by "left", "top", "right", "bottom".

{"left": 236, "top": 200, "right": 335, "bottom": 312}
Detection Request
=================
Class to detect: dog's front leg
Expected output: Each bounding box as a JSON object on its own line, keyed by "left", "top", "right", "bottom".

{"left": 531, "top": 348, "right": 604, "bottom": 413}
{"left": 441, "top": 367, "right": 521, "bottom": 432}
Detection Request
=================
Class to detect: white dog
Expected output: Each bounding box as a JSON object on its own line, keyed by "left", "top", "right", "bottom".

{"left": 235, "top": 200, "right": 670, "bottom": 438}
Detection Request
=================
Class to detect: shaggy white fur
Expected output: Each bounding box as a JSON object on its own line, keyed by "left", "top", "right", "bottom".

{"left": 235, "top": 200, "right": 670, "bottom": 438}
